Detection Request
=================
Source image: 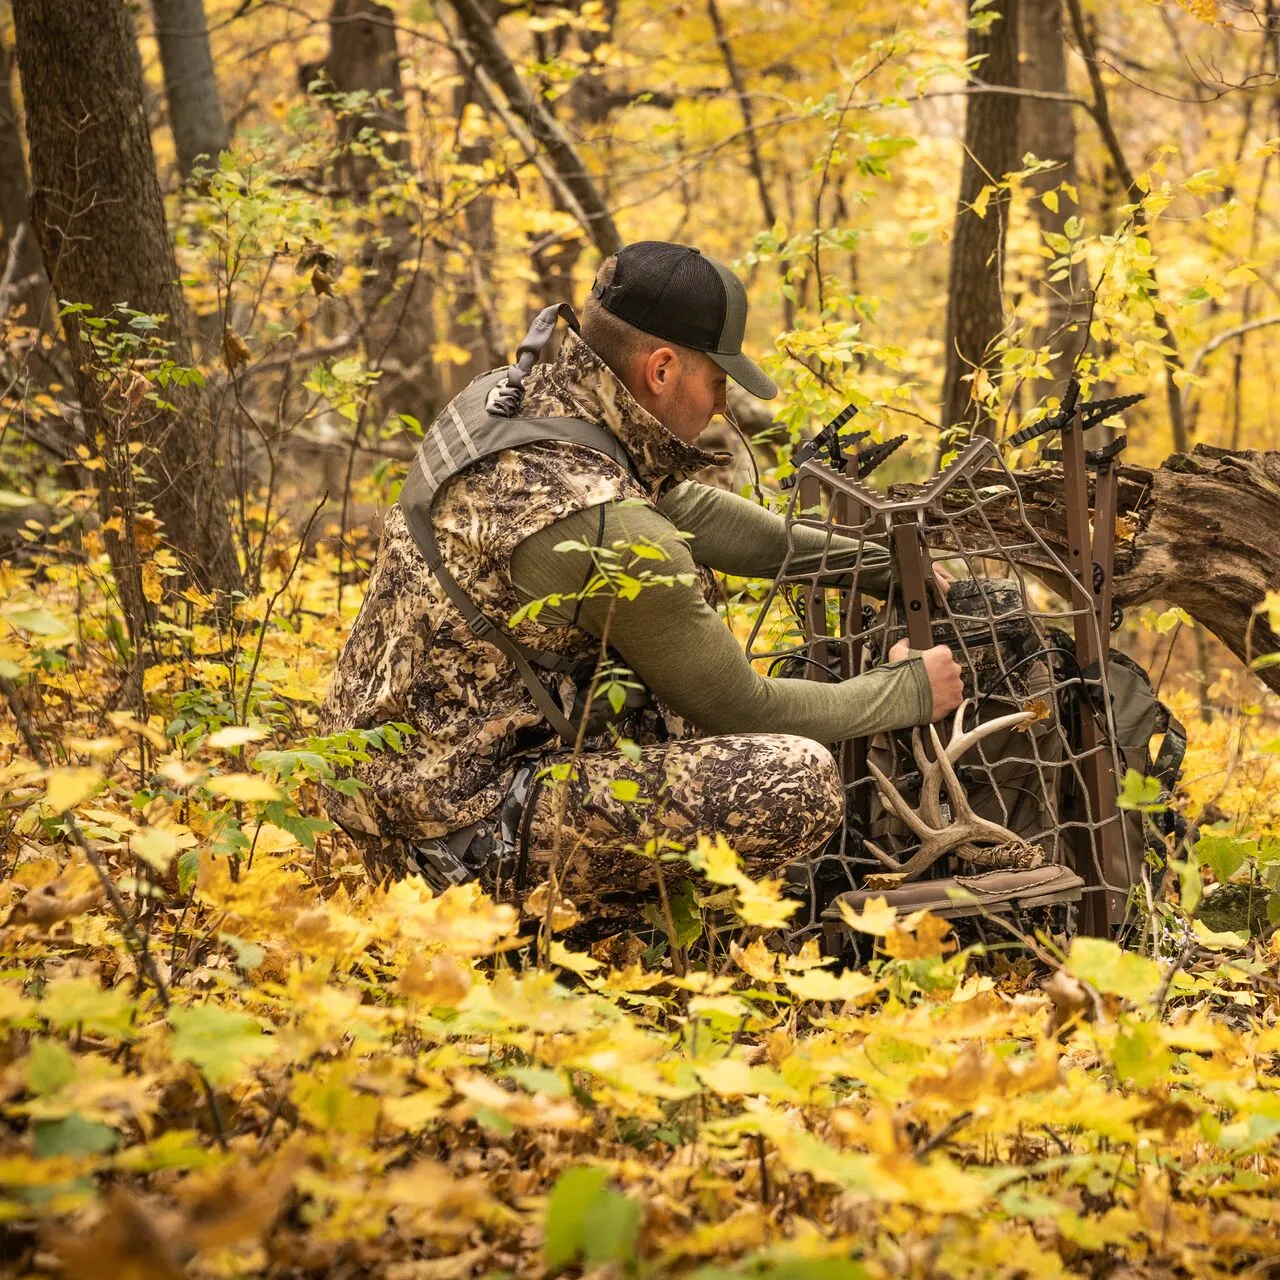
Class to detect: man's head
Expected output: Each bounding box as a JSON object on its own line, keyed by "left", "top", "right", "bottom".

{"left": 580, "top": 242, "right": 776, "bottom": 444}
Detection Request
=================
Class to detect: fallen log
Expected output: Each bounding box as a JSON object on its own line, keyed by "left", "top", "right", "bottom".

{"left": 894, "top": 443, "right": 1280, "bottom": 694}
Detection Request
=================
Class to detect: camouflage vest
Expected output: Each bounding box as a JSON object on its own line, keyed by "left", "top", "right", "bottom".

{"left": 318, "top": 329, "right": 719, "bottom": 843}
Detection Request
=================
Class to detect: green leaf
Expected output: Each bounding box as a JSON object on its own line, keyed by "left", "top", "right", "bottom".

{"left": 608, "top": 778, "right": 639, "bottom": 803}
{"left": 3, "top": 607, "right": 67, "bottom": 636}
{"left": 543, "top": 1165, "right": 638, "bottom": 1271}
{"left": 168, "top": 1004, "right": 273, "bottom": 1085}
{"left": 1195, "top": 833, "right": 1255, "bottom": 884}
{"left": 177, "top": 847, "right": 202, "bottom": 895}
{"left": 26, "top": 1038, "right": 77, "bottom": 1097}
{"left": 502, "top": 1065, "right": 569, "bottom": 1097}
{"left": 1067, "top": 937, "right": 1161, "bottom": 1005}
{"left": 1111, "top": 1019, "right": 1172, "bottom": 1087}
{"left": 645, "top": 877, "right": 702, "bottom": 950}
{"left": 40, "top": 978, "right": 135, "bottom": 1039}
{"left": 32, "top": 1115, "right": 119, "bottom": 1159}
{"left": 544, "top": 1165, "right": 608, "bottom": 1270}
{"left": 219, "top": 932, "right": 265, "bottom": 972}
{"left": 1116, "top": 769, "right": 1164, "bottom": 812}
{"left": 584, "top": 1186, "right": 639, "bottom": 1266}
{"left": 113, "top": 1128, "right": 220, "bottom": 1173}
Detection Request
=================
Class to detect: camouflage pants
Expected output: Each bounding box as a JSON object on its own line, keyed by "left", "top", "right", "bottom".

{"left": 505, "top": 733, "right": 844, "bottom": 911}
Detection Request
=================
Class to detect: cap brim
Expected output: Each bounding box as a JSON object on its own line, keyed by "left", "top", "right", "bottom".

{"left": 710, "top": 350, "right": 777, "bottom": 401}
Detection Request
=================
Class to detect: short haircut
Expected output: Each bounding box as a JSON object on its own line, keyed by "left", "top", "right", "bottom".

{"left": 581, "top": 255, "right": 673, "bottom": 386}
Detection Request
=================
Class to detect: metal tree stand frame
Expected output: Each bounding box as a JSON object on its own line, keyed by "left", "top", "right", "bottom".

{"left": 747, "top": 394, "right": 1142, "bottom": 950}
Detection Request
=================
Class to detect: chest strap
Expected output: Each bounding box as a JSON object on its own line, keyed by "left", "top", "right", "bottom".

{"left": 398, "top": 365, "right": 638, "bottom": 746}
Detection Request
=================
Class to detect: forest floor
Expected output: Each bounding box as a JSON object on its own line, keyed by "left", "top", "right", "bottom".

{"left": 2, "top": 531, "right": 1280, "bottom": 1280}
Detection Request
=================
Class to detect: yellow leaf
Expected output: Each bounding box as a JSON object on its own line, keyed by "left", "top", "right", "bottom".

{"left": 970, "top": 184, "right": 993, "bottom": 219}
{"left": 524, "top": 882, "right": 581, "bottom": 931}
{"left": 62, "top": 735, "right": 124, "bottom": 759}
{"left": 156, "top": 760, "right": 207, "bottom": 789}
{"left": 782, "top": 968, "right": 878, "bottom": 1003}
{"left": 396, "top": 952, "right": 473, "bottom": 1006}
{"left": 734, "top": 876, "right": 802, "bottom": 928}
{"left": 695, "top": 1057, "right": 758, "bottom": 1098}
{"left": 42, "top": 767, "right": 103, "bottom": 813}
{"left": 431, "top": 341, "right": 474, "bottom": 366}
{"left": 205, "top": 726, "right": 268, "bottom": 750}
{"left": 883, "top": 911, "right": 956, "bottom": 959}
{"left": 130, "top": 826, "right": 179, "bottom": 873}
{"left": 731, "top": 937, "right": 779, "bottom": 983}
{"left": 106, "top": 712, "right": 169, "bottom": 750}
{"left": 141, "top": 561, "right": 163, "bottom": 605}
{"left": 837, "top": 894, "right": 897, "bottom": 935}
{"left": 548, "top": 941, "right": 603, "bottom": 974}
{"left": 1041, "top": 189, "right": 1059, "bottom": 213}
{"left": 691, "top": 833, "right": 743, "bottom": 887}
{"left": 204, "top": 774, "right": 282, "bottom": 802}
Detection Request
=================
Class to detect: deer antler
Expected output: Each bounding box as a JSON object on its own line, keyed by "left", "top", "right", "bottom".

{"left": 866, "top": 700, "right": 1045, "bottom": 880}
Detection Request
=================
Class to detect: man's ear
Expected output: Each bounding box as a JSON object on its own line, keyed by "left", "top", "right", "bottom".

{"left": 642, "top": 346, "right": 681, "bottom": 396}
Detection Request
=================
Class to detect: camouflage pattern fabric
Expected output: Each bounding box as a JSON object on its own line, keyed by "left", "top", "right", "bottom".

{"left": 499, "top": 733, "right": 845, "bottom": 915}
{"left": 319, "top": 330, "right": 726, "bottom": 851}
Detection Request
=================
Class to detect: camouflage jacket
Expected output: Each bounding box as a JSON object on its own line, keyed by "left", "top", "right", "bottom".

{"left": 318, "top": 330, "right": 720, "bottom": 842}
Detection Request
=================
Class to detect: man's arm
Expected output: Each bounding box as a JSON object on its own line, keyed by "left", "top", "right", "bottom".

{"left": 509, "top": 500, "right": 932, "bottom": 745}
{"left": 657, "top": 480, "right": 895, "bottom": 596}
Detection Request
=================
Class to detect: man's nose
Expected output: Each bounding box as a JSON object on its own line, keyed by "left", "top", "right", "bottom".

{"left": 714, "top": 384, "right": 728, "bottom": 414}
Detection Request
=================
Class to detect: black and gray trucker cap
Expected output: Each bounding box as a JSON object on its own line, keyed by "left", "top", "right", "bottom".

{"left": 590, "top": 241, "right": 777, "bottom": 401}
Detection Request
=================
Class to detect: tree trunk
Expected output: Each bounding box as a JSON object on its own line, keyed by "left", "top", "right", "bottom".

{"left": 897, "top": 445, "right": 1280, "bottom": 693}
{"left": 446, "top": 77, "right": 507, "bottom": 393}
{"left": 12, "top": 0, "right": 241, "bottom": 629}
{"left": 325, "top": 0, "right": 444, "bottom": 422}
{"left": 941, "top": 0, "right": 1021, "bottom": 442}
{"left": 150, "top": 0, "right": 229, "bottom": 182}
{"left": 0, "top": 31, "right": 45, "bottom": 314}
{"left": 1018, "top": 0, "right": 1087, "bottom": 389}
{"left": 449, "top": 0, "right": 623, "bottom": 260}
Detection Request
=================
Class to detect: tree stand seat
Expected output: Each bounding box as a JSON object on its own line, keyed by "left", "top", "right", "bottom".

{"left": 820, "top": 863, "right": 1084, "bottom": 953}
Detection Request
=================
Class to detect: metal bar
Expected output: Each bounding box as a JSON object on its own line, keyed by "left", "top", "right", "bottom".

{"left": 799, "top": 474, "right": 830, "bottom": 683}
{"left": 839, "top": 463, "right": 868, "bottom": 816}
{"left": 891, "top": 520, "right": 934, "bottom": 651}
{"left": 1061, "top": 408, "right": 1125, "bottom": 933}
{"left": 1092, "top": 463, "right": 1119, "bottom": 643}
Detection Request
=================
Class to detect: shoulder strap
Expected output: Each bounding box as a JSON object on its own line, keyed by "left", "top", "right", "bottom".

{"left": 398, "top": 387, "right": 638, "bottom": 747}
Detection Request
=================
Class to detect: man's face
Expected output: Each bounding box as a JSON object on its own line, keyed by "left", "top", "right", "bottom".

{"left": 650, "top": 348, "right": 729, "bottom": 443}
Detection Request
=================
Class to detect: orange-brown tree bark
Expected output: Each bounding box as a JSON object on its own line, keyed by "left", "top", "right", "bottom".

{"left": 11, "top": 0, "right": 241, "bottom": 632}
{"left": 941, "top": 0, "right": 1021, "bottom": 442}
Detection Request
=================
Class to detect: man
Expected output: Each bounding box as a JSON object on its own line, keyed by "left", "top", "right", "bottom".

{"left": 320, "top": 241, "right": 962, "bottom": 912}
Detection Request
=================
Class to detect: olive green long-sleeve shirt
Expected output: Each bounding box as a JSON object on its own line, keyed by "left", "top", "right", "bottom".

{"left": 509, "top": 482, "right": 932, "bottom": 745}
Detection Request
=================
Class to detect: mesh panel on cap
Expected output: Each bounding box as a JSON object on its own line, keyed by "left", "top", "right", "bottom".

{"left": 603, "top": 242, "right": 727, "bottom": 351}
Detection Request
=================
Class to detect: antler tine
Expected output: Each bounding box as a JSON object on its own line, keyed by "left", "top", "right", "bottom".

{"left": 909, "top": 725, "right": 931, "bottom": 779}
{"left": 945, "top": 707, "right": 1036, "bottom": 765}
{"left": 866, "top": 758, "right": 932, "bottom": 840}
{"left": 931, "top": 729, "right": 1028, "bottom": 848}
{"left": 863, "top": 837, "right": 906, "bottom": 871}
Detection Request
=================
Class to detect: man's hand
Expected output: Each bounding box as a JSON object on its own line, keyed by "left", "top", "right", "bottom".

{"left": 888, "top": 639, "right": 964, "bottom": 719}
{"left": 933, "top": 564, "right": 954, "bottom": 594}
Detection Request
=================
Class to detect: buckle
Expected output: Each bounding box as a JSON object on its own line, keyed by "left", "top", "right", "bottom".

{"left": 467, "top": 612, "right": 498, "bottom": 640}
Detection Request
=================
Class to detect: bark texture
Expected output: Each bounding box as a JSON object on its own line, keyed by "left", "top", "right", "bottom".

{"left": 449, "top": 0, "right": 623, "bottom": 259}
{"left": 325, "top": 0, "right": 444, "bottom": 420}
{"left": 941, "top": 0, "right": 1021, "bottom": 441}
{"left": 150, "top": 0, "right": 229, "bottom": 180}
{"left": 11, "top": 0, "right": 241, "bottom": 619}
{"left": 0, "top": 32, "right": 44, "bottom": 306}
{"left": 1018, "top": 0, "right": 1087, "bottom": 388}
{"left": 898, "top": 445, "right": 1280, "bottom": 692}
